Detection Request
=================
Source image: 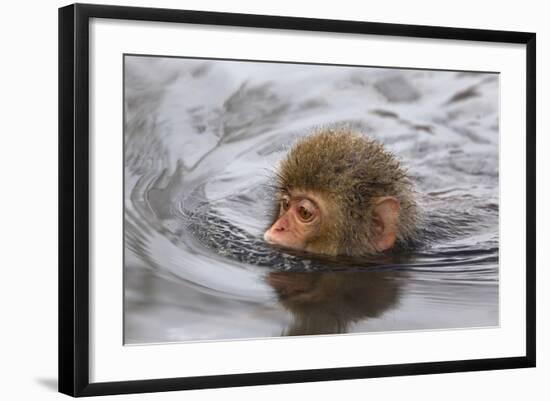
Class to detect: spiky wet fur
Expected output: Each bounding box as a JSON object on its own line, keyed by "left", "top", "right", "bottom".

{"left": 276, "top": 128, "right": 418, "bottom": 257}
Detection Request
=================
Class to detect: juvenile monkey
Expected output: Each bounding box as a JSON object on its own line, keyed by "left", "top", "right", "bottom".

{"left": 264, "top": 129, "right": 418, "bottom": 257}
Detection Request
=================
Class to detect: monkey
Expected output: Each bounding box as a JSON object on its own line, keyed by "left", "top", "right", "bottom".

{"left": 264, "top": 128, "right": 418, "bottom": 257}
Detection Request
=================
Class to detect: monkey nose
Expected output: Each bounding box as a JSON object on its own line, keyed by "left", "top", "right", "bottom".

{"left": 272, "top": 218, "right": 289, "bottom": 232}
{"left": 264, "top": 225, "right": 285, "bottom": 244}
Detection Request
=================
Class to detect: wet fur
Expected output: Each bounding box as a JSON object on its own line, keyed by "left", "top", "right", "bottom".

{"left": 275, "top": 128, "right": 418, "bottom": 256}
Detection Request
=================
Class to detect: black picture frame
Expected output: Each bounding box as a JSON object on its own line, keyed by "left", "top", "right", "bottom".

{"left": 58, "top": 2, "right": 536, "bottom": 397}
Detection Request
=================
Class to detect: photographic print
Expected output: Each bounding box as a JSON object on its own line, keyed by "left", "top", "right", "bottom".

{"left": 59, "top": 4, "right": 535, "bottom": 395}
{"left": 123, "top": 55, "right": 499, "bottom": 344}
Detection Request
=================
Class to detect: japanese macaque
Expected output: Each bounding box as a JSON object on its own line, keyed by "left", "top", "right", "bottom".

{"left": 264, "top": 129, "right": 417, "bottom": 257}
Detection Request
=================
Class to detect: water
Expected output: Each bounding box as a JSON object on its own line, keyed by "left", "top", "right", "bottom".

{"left": 124, "top": 55, "right": 499, "bottom": 344}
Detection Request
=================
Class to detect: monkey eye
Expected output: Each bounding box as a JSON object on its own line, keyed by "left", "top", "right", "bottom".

{"left": 280, "top": 197, "right": 290, "bottom": 211}
{"left": 296, "top": 200, "right": 317, "bottom": 222}
{"left": 298, "top": 206, "right": 313, "bottom": 221}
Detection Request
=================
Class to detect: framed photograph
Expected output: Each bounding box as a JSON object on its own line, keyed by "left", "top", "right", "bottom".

{"left": 58, "top": 3, "right": 536, "bottom": 397}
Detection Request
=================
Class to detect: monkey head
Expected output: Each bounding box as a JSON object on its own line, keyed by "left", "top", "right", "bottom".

{"left": 264, "top": 129, "right": 417, "bottom": 257}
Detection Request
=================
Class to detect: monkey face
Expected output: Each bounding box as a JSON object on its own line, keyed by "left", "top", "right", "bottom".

{"left": 264, "top": 191, "right": 325, "bottom": 253}
{"left": 264, "top": 188, "right": 401, "bottom": 257}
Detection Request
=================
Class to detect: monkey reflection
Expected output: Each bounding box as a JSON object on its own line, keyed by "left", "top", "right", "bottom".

{"left": 264, "top": 129, "right": 418, "bottom": 257}
{"left": 266, "top": 269, "right": 402, "bottom": 336}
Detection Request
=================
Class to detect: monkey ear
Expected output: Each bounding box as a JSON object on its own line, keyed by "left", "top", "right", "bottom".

{"left": 370, "top": 197, "right": 400, "bottom": 252}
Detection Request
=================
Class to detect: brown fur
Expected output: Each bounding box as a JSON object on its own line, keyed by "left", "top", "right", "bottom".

{"left": 275, "top": 128, "right": 418, "bottom": 256}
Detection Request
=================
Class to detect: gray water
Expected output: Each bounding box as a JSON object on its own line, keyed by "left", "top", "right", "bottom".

{"left": 124, "top": 55, "right": 499, "bottom": 344}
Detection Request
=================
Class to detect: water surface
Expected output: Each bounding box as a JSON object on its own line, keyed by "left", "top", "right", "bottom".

{"left": 124, "top": 56, "right": 499, "bottom": 344}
